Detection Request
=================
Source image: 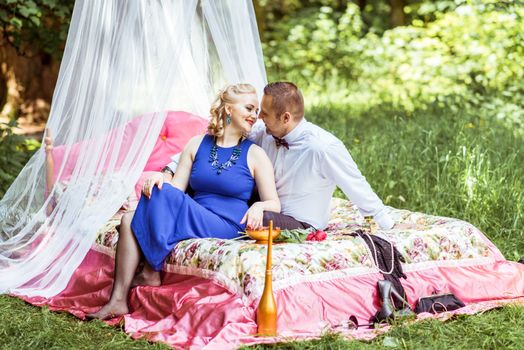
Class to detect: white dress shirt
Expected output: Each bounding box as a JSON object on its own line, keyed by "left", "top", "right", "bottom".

{"left": 249, "top": 118, "right": 395, "bottom": 230}
{"left": 166, "top": 153, "right": 181, "bottom": 173}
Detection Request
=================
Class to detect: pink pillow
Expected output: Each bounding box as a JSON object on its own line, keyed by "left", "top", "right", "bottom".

{"left": 51, "top": 110, "right": 208, "bottom": 210}
{"left": 51, "top": 110, "right": 208, "bottom": 181}
{"left": 143, "top": 111, "right": 208, "bottom": 171}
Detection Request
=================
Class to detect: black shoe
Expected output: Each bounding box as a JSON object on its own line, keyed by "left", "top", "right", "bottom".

{"left": 372, "top": 280, "right": 414, "bottom": 324}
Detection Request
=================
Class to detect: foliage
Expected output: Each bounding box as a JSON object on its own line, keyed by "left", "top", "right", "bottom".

{"left": 264, "top": 0, "right": 524, "bottom": 128}
{"left": 255, "top": 0, "right": 460, "bottom": 36}
{"left": 274, "top": 227, "right": 314, "bottom": 243}
{"left": 0, "top": 119, "right": 38, "bottom": 197}
{"left": 0, "top": 0, "right": 74, "bottom": 58}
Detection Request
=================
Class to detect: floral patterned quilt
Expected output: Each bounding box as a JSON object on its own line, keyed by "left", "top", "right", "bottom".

{"left": 94, "top": 198, "right": 498, "bottom": 305}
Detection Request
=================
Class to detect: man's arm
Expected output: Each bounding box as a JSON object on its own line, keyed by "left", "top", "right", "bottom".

{"left": 161, "top": 152, "right": 181, "bottom": 181}
{"left": 161, "top": 166, "right": 174, "bottom": 182}
{"left": 320, "top": 140, "right": 395, "bottom": 230}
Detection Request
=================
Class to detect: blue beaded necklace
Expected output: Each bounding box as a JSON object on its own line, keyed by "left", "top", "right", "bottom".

{"left": 209, "top": 137, "right": 243, "bottom": 174}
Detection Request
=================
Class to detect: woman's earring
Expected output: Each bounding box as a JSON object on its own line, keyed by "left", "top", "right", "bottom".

{"left": 226, "top": 114, "right": 232, "bottom": 125}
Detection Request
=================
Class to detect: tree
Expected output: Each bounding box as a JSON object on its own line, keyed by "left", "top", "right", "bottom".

{"left": 0, "top": 0, "right": 74, "bottom": 124}
{"left": 390, "top": 0, "right": 406, "bottom": 26}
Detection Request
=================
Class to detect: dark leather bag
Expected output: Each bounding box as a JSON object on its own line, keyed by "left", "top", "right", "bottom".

{"left": 414, "top": 293, "right": 465, "bottom": 314}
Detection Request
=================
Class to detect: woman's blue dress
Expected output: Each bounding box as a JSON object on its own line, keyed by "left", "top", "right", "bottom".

{"left": 131, "top": 135, "right": 255, "bottom": 271}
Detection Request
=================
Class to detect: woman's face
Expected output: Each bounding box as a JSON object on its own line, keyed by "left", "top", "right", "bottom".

{"left": 226, "top": 93, "right": 259, "bottom": 134}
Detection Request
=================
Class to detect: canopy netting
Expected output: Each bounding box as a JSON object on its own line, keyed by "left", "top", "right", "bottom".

{"left": 0, "top": 0, "right": 266, "bottom": 297}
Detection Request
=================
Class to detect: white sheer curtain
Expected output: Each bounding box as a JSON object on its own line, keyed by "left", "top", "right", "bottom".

{"left": 0, "top": 0, "right": 266, "bottom": 297}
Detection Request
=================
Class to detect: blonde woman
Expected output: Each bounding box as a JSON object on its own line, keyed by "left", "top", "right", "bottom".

{"left": 89, "top": 84, "right": 280, "bottom": 319}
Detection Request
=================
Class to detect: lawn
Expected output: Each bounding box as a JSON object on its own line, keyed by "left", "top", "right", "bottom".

{"left": 1, "top": 103, "right": 523, "bottom": 349}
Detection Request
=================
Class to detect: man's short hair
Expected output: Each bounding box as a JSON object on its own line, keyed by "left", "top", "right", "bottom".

{"left": 263, "top": 82, "right": 304, "bottom": 120}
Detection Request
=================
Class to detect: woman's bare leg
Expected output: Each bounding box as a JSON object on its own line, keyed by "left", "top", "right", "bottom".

{"left": 131, "top": 260, "right": 161, "bottom": 287}
{"left": 87, "top": 211, "right": 139, "bottom": 319}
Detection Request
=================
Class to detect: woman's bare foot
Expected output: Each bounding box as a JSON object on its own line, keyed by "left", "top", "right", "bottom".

{"left": 131, "top": 270, "right": 161, "bottom": 288}
{"left": 86, "top": 299, "right": 129, "bottom": 320}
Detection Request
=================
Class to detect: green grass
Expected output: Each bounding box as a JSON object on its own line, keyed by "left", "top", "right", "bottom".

{"left": 0, "top": 295, "right": 170, "bottom": 350}
{"left": 243, "top": 304, "right": 524, "bottom": 350}
{"left": 2, "top": 297, "right": 523, "bottom": 349}
{"left": 1, "top": 103, "right": 523, "bottom": 349}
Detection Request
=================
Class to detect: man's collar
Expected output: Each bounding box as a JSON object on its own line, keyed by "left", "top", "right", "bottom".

{"left": 281, "top": 117, "right": 307, "bottom": 144}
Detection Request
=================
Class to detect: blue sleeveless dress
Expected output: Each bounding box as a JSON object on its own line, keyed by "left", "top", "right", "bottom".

{"left": 131, "top": 135, "right": 255, "bottom": 271}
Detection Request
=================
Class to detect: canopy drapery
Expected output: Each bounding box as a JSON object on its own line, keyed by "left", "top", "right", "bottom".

{"left": 0, "top": 0, "right": 266, "bottom": 297}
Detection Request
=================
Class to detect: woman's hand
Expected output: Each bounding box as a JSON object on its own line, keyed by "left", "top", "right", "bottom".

{"left": 142, "top": 172, "right": 164, "bottom": 198}
{"left": 240, "top": 202, "right": 264, "bottom": 230}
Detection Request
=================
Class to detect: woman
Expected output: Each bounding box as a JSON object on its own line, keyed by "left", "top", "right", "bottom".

{"left": 88, "top": 83, "right": 280, "bottom": 320}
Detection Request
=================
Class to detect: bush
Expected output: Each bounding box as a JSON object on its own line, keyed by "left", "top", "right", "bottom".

{"left": 0, "top": 120, "right": 38, "bottom": 197}
{"left": 264, "top": 0, "right": 524, "bottom": 127}
{"left": 0, "top": 0, "right": 74, "bottom": 58}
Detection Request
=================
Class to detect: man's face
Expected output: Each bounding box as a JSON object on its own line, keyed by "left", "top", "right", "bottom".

{"left": 259, "top": 95, "right": 287, "bottom": 138}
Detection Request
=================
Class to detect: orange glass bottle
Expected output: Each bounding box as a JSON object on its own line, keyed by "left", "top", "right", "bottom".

{"left": 256, "top": 220, "right": 277, "bottom": 336}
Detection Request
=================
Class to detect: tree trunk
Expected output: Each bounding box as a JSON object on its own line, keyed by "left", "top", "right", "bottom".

{"left": 253, "top": 0, "right": 266, "bottom": 41}
{"left": 0, "top": 63, "right": 21, "bottom": 120}
{"left": 0, "top": 32, "right": 59, "bottom": 133}
{"left": 389, "top": 0, "right": 406, "bottom": 27}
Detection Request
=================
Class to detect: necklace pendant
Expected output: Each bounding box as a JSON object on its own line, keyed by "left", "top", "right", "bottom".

{"left": 209, "top": 141, "right": 242, "bottom": 175}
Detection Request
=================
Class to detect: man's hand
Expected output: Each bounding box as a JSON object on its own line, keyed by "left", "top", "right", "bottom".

{"left": 142, "top": 172, "right": 164, "bottom": 198}
{"left": 240, "top": 202, "right": 264, "bottom": 230}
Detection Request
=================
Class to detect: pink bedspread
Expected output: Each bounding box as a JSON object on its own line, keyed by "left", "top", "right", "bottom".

{"left": 19, "top": 245, "right": 524, "bottom": 349}
{"left": 20, "top": 110, "right": 523, "bottom": 348}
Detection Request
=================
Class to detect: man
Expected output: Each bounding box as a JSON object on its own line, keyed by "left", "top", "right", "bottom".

{"left": 155, "top": 81, "right": 397, "bottom": 230}
{"left": 249, "top": 82, "right": 396, "bottom": 230}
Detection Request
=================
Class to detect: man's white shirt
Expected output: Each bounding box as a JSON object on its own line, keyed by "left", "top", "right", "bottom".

{"left": 248, "top": 118, "right": 394, "bottom": 230}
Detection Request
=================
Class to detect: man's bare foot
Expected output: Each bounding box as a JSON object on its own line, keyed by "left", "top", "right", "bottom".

{"left": 86, "top": 300, "right": 129, "bottom": 320}
{"left": 131, "top": 271, "right": 161, "bottom": 288}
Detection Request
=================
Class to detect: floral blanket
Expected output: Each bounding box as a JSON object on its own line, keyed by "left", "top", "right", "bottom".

{"left": 94, "top": 198, "right": 497, "bottom": 305}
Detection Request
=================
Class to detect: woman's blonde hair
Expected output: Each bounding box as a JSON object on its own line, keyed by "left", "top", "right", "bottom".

{"left": 208, "top": 83, "right": 257, "bottom": 137}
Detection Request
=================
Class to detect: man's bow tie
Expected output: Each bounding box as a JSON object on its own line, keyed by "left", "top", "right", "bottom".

{"left": 273, "top": 136, "right": 289, "bottom": 150}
